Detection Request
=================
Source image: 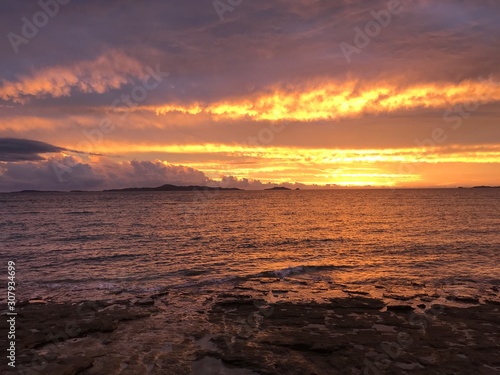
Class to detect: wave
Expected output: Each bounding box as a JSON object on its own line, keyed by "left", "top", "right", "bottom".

{"left": 254, "top": 264, "right": 351, "bottom": 279}
{"left": 56, "top": 234, "right": 108, "bottom": 242}
{"left": 66, "top": 253, "right": 141, "bottom": 264}
{"left": 272, "top": 237, "right": 346, "bottom": 246}
{"left": 171, "top": 264, "right": 352, "bottom": 290}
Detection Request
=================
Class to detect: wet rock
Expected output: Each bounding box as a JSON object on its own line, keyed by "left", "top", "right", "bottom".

{"left": 216, "top": 295, "right": 255, "bottom": 308}
{"left": 387, "top": 305, "right": 414, "bottom": 312}
{"left": 383, "top": 293, "right": 412, "bottom": 301}
{"left": 219, "top": 293, "right": 252, "bottom": 299}
{"left": 420, "top": 296, "right": 434, "bottom": 302}
{"left": 135, "top": 298, "right": 155, "bottom": 306}
{"left": 43, "top": 355, "right": 94, "bottom": 375}
{"left": 28, "top": 299, "right": 47, "bottom": 304}
{"left": 0, "top": 299, "right": 158, "bottom": 374}
{"left": 3, "top": 290, "right": 499, "bottom": 375}
{"left": 330, "top": 297, "right": 385, "bottom": 309}
{"left": 207, "top": 296, "right": 500, "bottom": 374}
{"left": 259, "top": 278, "right": 280, "bottom": 284}
{"left": 151, "top": 289, "right": 169, "bottom": 299}
{"left": 485, "top": 298, "right": 500, "bottom": 305}
{"left": 343, "top": 290, "right": 370, "bottom": 295}
{"left": 447, "top": 295, "right": 479, "bottom": 304}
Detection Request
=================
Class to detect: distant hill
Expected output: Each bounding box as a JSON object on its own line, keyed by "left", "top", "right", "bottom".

{"left": 264, "top": 186, "right": 291, "bottom": 191}
{"left": 103, "top": 184, "right": 242, "bottom": 192}
{"left": 17, "top": 190, "right": 60, "bottom": 193}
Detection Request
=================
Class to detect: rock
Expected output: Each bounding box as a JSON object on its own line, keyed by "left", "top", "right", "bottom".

{"left": 135, "top": 298, "right": 155, "bottom": 306}
{"left": 42, "top": 355, "right": 94, "bottom": 375}
{"left": 151, "top": 289, "right": 169, "bottom": 299}
{"left": 343, "top": 290, "right": 370, "bottom": 295}
{"left": 3, "top": 289, "right": 499, "bottom": 375}
{"left": 485, "top": 298, "right": 500, "bottom": 305}
{"left": 420, "top": 296, "right": 434, "bottom": 302}
{"left": 28, "top": 299, "right": 47, "bottom": 304}
{"left": 330, "top": 297, "right": 385, "bottom": 309}
{"left": 383, "top": 293, "right": 412, "bottom": 301}
{"left": 447, "top": 295, "right": 479, "bottom": 304}
{"left": 386, "top": 305, "right": 414, "bottom": 312}
{"left": 259, "top": 278, "right": 280, "bottom": 284}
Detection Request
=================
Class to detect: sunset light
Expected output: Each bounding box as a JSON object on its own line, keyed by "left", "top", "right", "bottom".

{"left": 1, "top": 2, "right": 499, "bottom": 374}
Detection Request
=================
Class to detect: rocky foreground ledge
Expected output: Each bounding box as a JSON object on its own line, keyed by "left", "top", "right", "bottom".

{"left": 1, "top": 292, "right": 499, "bottom": 375}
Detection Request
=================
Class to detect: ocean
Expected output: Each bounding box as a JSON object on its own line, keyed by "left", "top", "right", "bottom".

{"left": 1, "top": 188, "right": 499, "bottom": 305}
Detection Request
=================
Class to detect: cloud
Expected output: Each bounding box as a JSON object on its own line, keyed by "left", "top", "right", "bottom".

{"left": 1, "top": 141, "right": 500, "bottom": 191}
{"left": 143, "top": 77, "right": 500, "bottom": 121}
{"left": 0, "top": 50, "right": 143, "bottom": 103}
{"left": 2, "top": 0, "right": 500, "bottom": 108}
{"left": 0, "top": 153, "right": 311, "bottom": 192}
{"left": 1, "top": 1, "right": 499, "bottom": 189}
{"left": 0, "top": 138, "right": 101, "bottom": 162}
{"left": 0, "top": 156, "right": 208, "bottom": 192}
{"left": 0, "top": 138, "right": 67, "bottom": 161}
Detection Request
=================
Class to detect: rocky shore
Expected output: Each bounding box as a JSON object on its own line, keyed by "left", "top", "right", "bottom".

{"left": 2, "top": 288, "right": 499, "bottom": 374}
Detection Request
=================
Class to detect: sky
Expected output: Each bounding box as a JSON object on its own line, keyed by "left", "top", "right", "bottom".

{"left": 0, "top": 0, "right": 499, "bottom": 191}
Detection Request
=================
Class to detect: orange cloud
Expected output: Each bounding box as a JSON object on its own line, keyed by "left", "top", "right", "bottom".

{"left": 147, "top": 78, "right": 500, "bottom": 121}
{"left": 0, "top": 50, "right": 143, "bottom": 103}
{"left": 87, "top": 142, "right": 500, "bottom": 164}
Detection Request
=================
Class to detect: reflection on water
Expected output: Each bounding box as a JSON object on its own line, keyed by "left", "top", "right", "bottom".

{"left": 0, "top": 189, "right": 499, "bottom": 304}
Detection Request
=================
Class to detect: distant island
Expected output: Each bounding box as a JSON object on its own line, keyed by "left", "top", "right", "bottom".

{"left": 264, "top": 186, "right": 291, "bottom": 191}
{"left": 103, "top": 184, "right": 242, "bottom": 192}
{"left": 458, "top": 186, "right": 500, "bottom": 189}
{"left": 17, "top": 190, "right": 60, "bottom": 193}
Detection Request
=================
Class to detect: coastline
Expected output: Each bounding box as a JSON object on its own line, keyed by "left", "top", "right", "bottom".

{"left": 3, "top": 287, "right": 499, "bottom": 375}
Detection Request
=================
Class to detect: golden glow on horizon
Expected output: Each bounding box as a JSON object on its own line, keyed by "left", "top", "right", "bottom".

{"left": 55, "top": 142, "right": 499, "bottom": 187}
{"left": 86, "top": 143, "right": 500, "bottom": 164}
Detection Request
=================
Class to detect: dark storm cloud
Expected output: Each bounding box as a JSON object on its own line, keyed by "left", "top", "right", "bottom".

{"left": 0, "top": 138, "right": 67, "bottom": 161}
{"left": 0, "top": 138, "right": 98, "bottom": 162}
